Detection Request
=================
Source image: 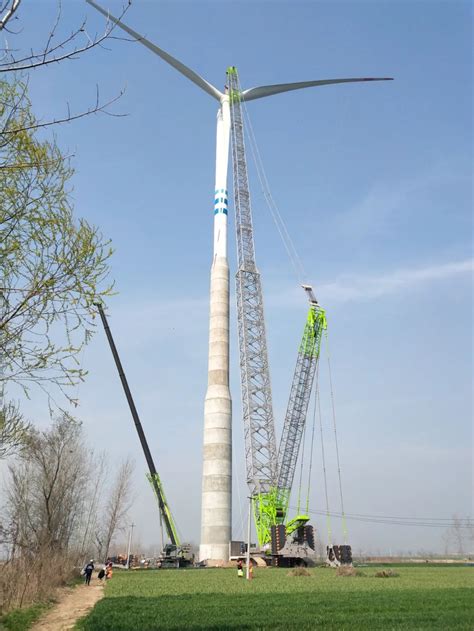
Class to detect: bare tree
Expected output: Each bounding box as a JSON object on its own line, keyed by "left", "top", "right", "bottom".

{"left": 78, "top": 451, "right": 108, "bottom": 560}
{"left": 448, "top": 515, "right": 466, "bottom": 556}
{"left": 5, "top": 413, "right": 88, "bottom": 554}
{"left": 98, "top": 458, "right": 134, "bottom": 561}
{"left": 442, "top": 514, "right": 474, "bottom": 557}
{"left": 442, "top": 530, "right": 451, "bottom": 556}
{"left": 0, "top": 413, "right": 90, "bottom": 611}
{"left": 314, "top": 537, "right": 325, "bottom": 561}
{"left": 0, "top": 1, "right": 132, "bottom": 137}
{"left": 0, "top": 1, "right": 130, "bottom": 73}
{"left": 0, "top": 414, "right": 137, "bottom": 612}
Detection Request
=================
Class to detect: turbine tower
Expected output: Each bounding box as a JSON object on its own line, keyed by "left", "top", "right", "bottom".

{"left": 86, "top": 0, "right": 392, "bottom": 565}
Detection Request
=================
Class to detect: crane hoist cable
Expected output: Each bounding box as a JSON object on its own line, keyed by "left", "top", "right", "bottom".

{"left": 316, "top": 359, "right": 333, "bottom": 546}
{"left": 241, "top": 95, "right": 307, "bottom": 285}
{"left": 296, "top": 422, "right": 306, "bottom": 515}
{"left": 325, "top": 328, "right": 349, "bottom": 543}
{"left": 159, "top": 510, "right": 164, "bottom": 553}
{"left": 305, "top": 358, "right": 319, "bottom": 516}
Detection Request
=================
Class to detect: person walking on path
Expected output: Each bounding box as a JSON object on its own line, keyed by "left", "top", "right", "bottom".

{"left": 83, "top": 560, "right": 94, "bottom": 586}
{"left": 105, "top": 561, "right": 113, "bottom": 580}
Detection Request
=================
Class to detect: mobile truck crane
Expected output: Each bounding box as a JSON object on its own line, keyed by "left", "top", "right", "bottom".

{"left": 96, "top": 303, "right": 193, "bottom": 568}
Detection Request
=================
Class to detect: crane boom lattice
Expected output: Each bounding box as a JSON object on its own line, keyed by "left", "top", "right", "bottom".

{"left": 277, "top": 290, "right": 326, "bottom": 524}
{"left": 228, "top": 67, "right": 278, "bottom": 544}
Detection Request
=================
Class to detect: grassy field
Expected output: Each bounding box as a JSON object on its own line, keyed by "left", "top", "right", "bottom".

{"left": 0, "top": 601, "right": 53, "bottom": 631}
{"left": 75, "top": 565, "right": 473, "bottom": 630}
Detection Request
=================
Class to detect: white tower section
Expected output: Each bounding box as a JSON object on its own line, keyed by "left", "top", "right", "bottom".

{"left": 200, "top": 96, "right": 232, "bottom": 564}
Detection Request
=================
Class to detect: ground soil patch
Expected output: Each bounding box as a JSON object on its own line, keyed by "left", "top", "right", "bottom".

{"left": 30, "top": 576, "right": 104, "bottom": 631}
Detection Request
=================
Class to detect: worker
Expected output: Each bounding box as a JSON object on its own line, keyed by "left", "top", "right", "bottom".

{"left": 237, "top": 559, "right": 243, "bottom": 577}
{"left": 83, "top": 559, "right": 94, "bottom": 586}
{"left": 105, "top": 561, "right": 113, "bottom": 580}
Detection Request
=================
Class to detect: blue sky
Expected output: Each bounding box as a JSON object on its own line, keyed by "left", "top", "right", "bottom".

{"left": 6, "top": 0, "right": 472, "bottom": 554}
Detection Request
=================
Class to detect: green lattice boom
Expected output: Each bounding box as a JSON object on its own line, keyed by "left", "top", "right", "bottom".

{"left": 253, "top": 305, "right": 326, "bottom": 547}
{"left": 147, "top": 472, "right": 180, "bottom": 547}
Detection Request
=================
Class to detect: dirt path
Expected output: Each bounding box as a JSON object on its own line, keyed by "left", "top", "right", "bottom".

{"left": 31, "top": 576, "right": 104, "bottom": 631}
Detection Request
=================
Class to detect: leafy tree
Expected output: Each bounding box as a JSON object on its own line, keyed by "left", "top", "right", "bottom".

{"left": 0, "top": 77, "right": 113, "bottom": 403}
{"left": 0, "top": 396, "right": 30, "bottom": 458}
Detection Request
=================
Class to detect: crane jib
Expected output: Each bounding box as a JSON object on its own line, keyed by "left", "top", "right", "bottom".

{"left": 277, "top": 304, "right": 326, "bottom": 520}
{"left": 254, "top": 304, "right": 326, "bottom": 546}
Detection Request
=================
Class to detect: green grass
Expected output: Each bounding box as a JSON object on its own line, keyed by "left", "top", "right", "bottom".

{"left": 0, "top": 601, "right": 53, "bottom": 631}
{"left": 75, "top": 566, "right": 474, "bottom": 630}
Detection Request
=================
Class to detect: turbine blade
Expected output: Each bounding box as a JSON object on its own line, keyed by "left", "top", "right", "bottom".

{"left": 86, "top": 0, "right": 222, "bottom": 101}
{"left": 241, "top": 77, "right": 393, "bottom": 102}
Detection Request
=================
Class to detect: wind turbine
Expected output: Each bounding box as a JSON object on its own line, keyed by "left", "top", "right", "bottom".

{"left": 86, "top": 0, "right": 392, "bottom": 565}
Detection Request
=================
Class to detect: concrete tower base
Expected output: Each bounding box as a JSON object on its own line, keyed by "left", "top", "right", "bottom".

{"left": 199, "top": 256, "right": 232, "bottom": 565}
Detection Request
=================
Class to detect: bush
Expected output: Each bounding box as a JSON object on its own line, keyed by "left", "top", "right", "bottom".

{"left": 287, "top": 567, "right": 312, "bottom": 577}
{"left": 375, "top": 569, "right": 399, "bottom": 578}
{"left": 0, "top": 552, "right": 76, "bottom": 615}
{"left": 336, "top": 566, "right": 366, "bottom": 577}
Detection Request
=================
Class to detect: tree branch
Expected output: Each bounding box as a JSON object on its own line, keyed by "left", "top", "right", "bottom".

{"left": 0, "top": 0, "right": 22, "bottom": 32}
{"left": 0, "top": 2, "right": 132, "bottom": 73}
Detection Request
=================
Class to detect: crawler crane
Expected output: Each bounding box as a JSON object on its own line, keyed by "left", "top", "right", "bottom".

{"left": 228, "top": 67, "right": 351, "bottom": 566}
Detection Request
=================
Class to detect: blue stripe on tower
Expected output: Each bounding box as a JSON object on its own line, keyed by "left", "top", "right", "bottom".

{"left": 213, "top": 189, "right": 228, "bottom": 214}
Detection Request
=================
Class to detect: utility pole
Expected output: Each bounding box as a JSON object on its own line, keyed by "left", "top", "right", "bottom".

{"left": 126, "top": 523, "right": 135, "bottom": 569}
{"left": 246, "top": 496, "right": 252, "bottom": 580}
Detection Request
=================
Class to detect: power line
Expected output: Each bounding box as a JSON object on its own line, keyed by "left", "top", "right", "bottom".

{"left": 340, "top": 512, "right": 473, "bottom": 523}
{"left": 290, "top": 506, "right": 473, "bottom": 529}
